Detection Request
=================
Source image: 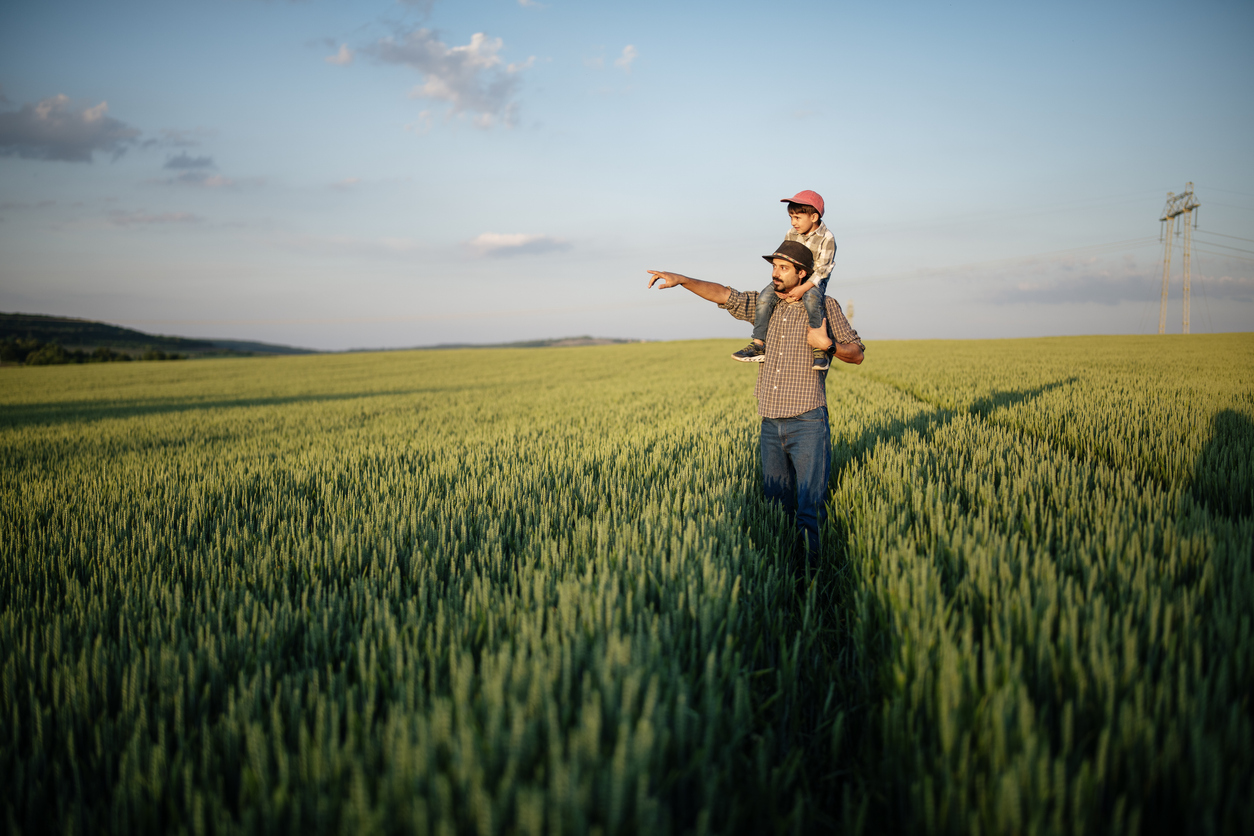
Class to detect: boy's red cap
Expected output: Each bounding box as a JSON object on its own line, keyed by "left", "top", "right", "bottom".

{"left": 781, "top": 190, "right": 824, "bottom": 217}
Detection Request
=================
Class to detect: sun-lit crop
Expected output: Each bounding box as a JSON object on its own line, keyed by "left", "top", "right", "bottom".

{"left": 2, "top": 334, "right": 1251, "bottom": 835}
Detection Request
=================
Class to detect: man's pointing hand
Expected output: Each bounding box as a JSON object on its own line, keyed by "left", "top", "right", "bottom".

{"left": 646, "top": 270, "right": 731, "bottom": 305}
{"left": 647, "top": 270, "right": 688, "bottom": 289}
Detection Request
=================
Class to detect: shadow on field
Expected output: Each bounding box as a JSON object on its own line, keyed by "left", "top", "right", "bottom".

{"left": 796, "top": 376, "right": 1080, "bottom": 830}
{"left": 967, "top": 376, "right": 1078, "bottom": 418}
{"left": 1192, "top": 409, "right": 1254, "bottom": 519}
{"left": 830, "top": 377, "right": 1079, "bottom": 481}
{"left": 0, "top": 386, "right": 472, "bottom": 430}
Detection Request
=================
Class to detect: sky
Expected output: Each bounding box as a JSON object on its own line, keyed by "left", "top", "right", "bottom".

{"left": 1, "top": 0, "right": 1252, "bottom": 351}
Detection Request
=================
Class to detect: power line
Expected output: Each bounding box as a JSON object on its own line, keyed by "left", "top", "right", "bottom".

{"left": 1192, "top": 246, "right": 1254, "bottom": 264}
{"left": 1196, "top": 185, "right": 1254, "bottom": 200}
{"left": 839, "top": 191, "right": 1163, "bottom": 239}
{"left": 1196, "top": 229, "right": 1254, "bottom": 245}
{"left": 1157, "top": 184, "right": 1200, "bottom": 334}
{"left": 1203, "top": 201, "right": 1254, "bottom": 212}
{"left": 839, "top": 237, "right": 1159, "bottom": 288}
{"left": 1192, "top": 240, "right": 1254, "bottom": 256}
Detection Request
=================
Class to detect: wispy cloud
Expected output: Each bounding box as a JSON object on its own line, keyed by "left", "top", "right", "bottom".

{"left": 163, "top": 153, "right": 215, "bottom": 170}
{"left": 404, "top": 110, "right": 434, "bottom": 135}
{"left": 615, "top": 45, "right": 638, "bottom": 73}
{"left": 397, "top": 0, "right": 438, "bottom": 13}
{"left": 331, "top": 177, "right": 361, "bottom": 190}
{"left": 274, "top": 234, "right": 426, "bottom": 259}
{"left": 989, "top": 254, "right": 1254, "bottom": 305}
{"left": 158, "top": 171, "right": 248, "bottom": 189}
{"left": 363, "top": 28, "right": 533, "bottom": 129}
{"left": 0, "top": 200, "right": 56, "bottom": 211}
{"left": 107, "top": 209, "right": 202, "bottom": 227}
{"left": 469, "top": 232, "right": 570, "bottom": 257}
{"left": 0, "top": 94, "right": 140, "bottom": 162}
{"left": 325, "top": 44, "right": 353, "bottom": 66}
{"left": 147, "top": 127, "right": 215, "bottom": 148}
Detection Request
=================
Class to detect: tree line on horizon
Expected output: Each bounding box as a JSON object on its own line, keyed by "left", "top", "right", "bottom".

{"left": 0, "top": 336, "right": 184, "bottom": 366}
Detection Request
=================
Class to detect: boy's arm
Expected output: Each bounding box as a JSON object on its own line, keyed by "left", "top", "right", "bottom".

{"left": 811, "top": 233, "right": 835, "bottom": 284}
{"left": 782, "top": 230, "right": 835, "bottom": 302}
{"left": 782, "top": 278, "right": 817, "bottom": 303}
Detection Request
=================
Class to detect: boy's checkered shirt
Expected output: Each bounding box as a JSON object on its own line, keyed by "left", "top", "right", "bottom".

{"left": 785, "top": 221, "right": 836, "bottom": 284}
{"left": 720, "top": 289, "right": 864, "bottom": 418}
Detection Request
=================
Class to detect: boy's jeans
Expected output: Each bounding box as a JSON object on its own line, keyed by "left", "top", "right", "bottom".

{"left": 752, "top": 276, "right": 830, "bottom": 343}
{"left": 760, "top": 405, "right": 830, "bottom": 564}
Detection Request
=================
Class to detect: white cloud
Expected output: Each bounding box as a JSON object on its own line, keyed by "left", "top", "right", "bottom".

{"left": 518, "top": 0, "right": 545, "bottom": 7}
{"left": 107, "top": 210, "right": 202, "bottom": 227}
{"left": 325, "top": 44, "right": 353, "bottom": 66}
{"left": 615, "top": 45, "right": 638, "bottom": 73}
{"left": 331, "top": 177, "right": 361, "bottom": 190}
{"left": 0, "top": 94, "right": 140, "bottom": 162}
{"left": 468, "top": 232, "right": 570, "bottom": 257}
{"left": 366, "top": 28, "right": 532, "bottom": 128}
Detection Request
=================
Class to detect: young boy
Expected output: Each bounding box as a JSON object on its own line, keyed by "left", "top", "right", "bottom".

{"left": 731, "top": 190, "right": 836, "bottom": 371}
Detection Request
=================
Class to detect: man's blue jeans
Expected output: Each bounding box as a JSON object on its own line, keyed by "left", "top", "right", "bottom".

{"left": 760, "top": 406, "right": 831, "bottom": 564}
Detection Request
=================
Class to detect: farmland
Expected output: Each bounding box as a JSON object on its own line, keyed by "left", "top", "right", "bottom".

{"left": 2, "top": 334, "right": 1252, "bottom": 835}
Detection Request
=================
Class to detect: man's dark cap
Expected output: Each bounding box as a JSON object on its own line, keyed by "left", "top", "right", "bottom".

{"left": 761, "top": 240, "right": 814, "bottom": 274}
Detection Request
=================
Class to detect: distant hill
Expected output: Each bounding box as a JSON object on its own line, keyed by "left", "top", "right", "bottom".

{"left": 0, "top": 313, "right": 316, "bottom": 356}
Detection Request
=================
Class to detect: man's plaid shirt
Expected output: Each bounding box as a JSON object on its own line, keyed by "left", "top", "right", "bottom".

{"left": 720, "top": 289, "right": 864, "bottom": 418}
{"left": 785, "top": 221, "right": 836, "bottom": 285}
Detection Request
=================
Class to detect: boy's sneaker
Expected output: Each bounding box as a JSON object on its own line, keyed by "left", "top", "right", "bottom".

{"left": 811, "top": 349, "right": 831, "bottom": 371}
{"left": 731, "top": 342, "right": 766, "bottom": 363}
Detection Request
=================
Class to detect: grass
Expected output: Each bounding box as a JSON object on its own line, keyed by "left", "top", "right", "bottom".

{"left": 2, "top": 334, "right": 1251, "bottom": 834}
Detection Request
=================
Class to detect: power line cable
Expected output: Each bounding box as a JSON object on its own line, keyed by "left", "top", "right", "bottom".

{"left": 1192, "top": 240, "right": 1254, "bottom": 256}
{"left": 1192, "top": 247, "right": 1254, "bottom": 264}
{"left": 1196, "top": 229, "right": 1254, "bottom": 245}
{"left": 840, "top": 237, "right": 1160, "bottom": 288}
{"left": 1203, "top": 201, "right": 1254, "bottom": 212}
{"left": 1196, "top": 185, "right": 1254, "bottom": 200}
{"left": 841, "top": 192, "right": 1163, "bottom": 239}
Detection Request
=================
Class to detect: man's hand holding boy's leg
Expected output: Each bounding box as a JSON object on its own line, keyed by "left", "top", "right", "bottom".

{"left": 807, "top": 323, "right": 833, "bottom": 351}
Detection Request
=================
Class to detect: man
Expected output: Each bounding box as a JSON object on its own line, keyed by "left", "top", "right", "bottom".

{"left": 647, "top": 241, "right": 864, "bottom": 567}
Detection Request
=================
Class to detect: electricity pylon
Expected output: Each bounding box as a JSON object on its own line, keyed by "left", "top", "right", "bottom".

{"left": 1158, "top": 182, "right": 1200, "bottom": 334}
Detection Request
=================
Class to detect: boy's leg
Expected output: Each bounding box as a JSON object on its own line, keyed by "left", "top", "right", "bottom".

{"left": 802, "top": 286, "right": 833, "bottom": 369}
{"left": 802, "top": 285, "right": 826, "bottom": 330}
{"left": 753, "top": 282, "right": 779, "bottom": 343}
{"left": 733, "top": 283, "right": 777, "bottom": 361}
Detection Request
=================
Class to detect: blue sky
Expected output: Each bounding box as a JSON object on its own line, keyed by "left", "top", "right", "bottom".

{"left": 1, "top": 0, "right": 1252, "bottom": 350}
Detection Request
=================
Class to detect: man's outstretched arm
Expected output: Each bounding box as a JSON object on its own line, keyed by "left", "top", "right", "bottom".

{"left": 646, "top": 271, "right": 731, "bottom": 306}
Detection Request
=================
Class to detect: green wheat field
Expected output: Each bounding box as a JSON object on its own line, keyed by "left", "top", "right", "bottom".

{"left": 2, "top": 335, "right": 1252, "bottom": 835}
